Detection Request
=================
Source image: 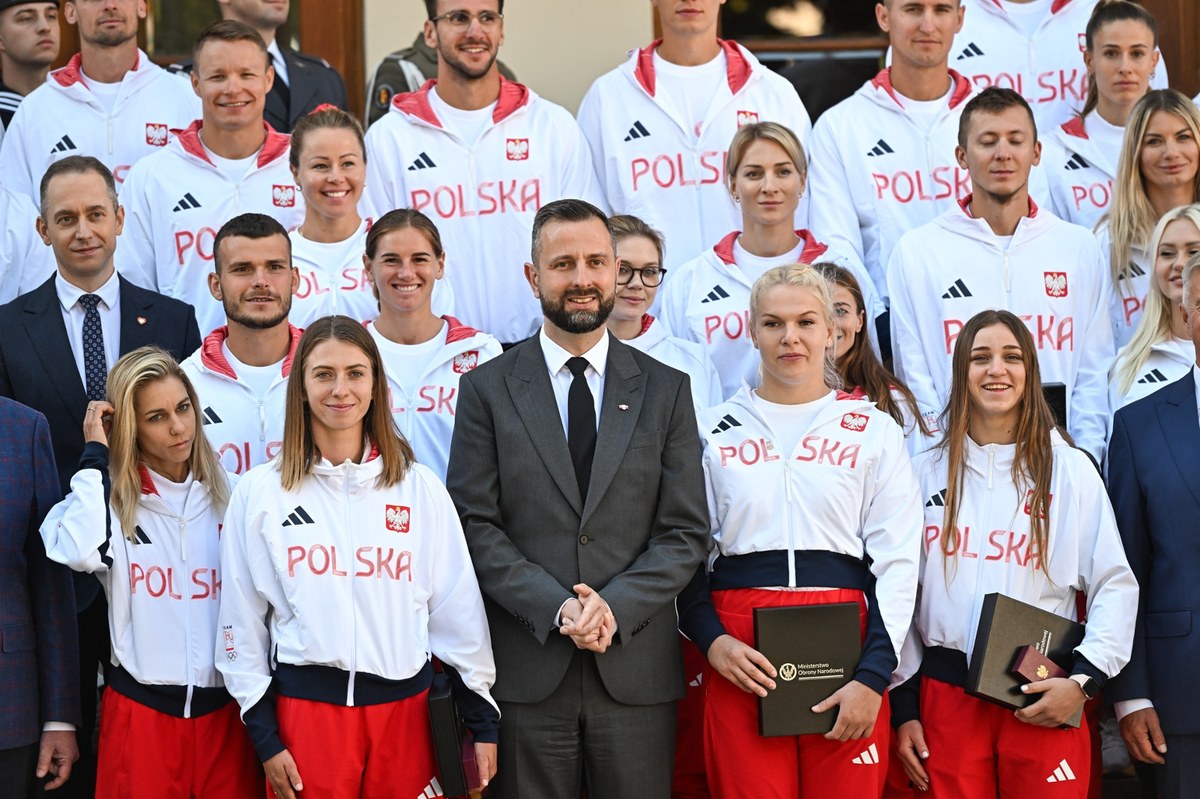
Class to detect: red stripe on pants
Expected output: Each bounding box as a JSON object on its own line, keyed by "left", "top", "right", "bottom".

{"left": 920, "top": 676, "right": 1091, "bottom": 799}
{"left": 95, "top": 688, "right": 260, "bottom": 799}
{"left": 704, "top": 587, "right": 890, "bottom": 799}
{"left": 273, "top": 691, "right": 440, "bottom": 799}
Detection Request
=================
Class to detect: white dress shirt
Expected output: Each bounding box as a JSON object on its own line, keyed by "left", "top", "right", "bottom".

{"left": 267, "top": 40, "right": 289, "bottom": 87}
{"left": 56, "top": 270, "right": 121, "bottom": 393}
{"left": 539, "top": 326, "right": 608, "bottom": 436}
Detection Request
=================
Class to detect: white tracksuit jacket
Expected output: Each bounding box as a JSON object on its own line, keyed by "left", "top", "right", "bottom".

{"left": 181, "top": 325, "right": 300, "bottom": 476}
{"left": 1042, "top": 114, "right": 1119, "bottom": 230}
{"left": 217, "top": 453, "right": 498, "bottom": 757}
{"left": 659, "top": 229, "right": 864, "bottom": 400}
{"left": 625, "top": 315, "right": 723, "bottom": 411}
{"left": 41, "top": 444, "right": 232, "bottom": 717}
{"left": 116, "top": 121, "right": 305, "bottom": 335}
{"left": 0, "top": 51, "right": 200, "bottom": 202}
{"left": 577, "top": 39, "right": 812, "bottom": 271}
{"left": 1094, "top": 222, "right": 1151, "bottom": 351}
{"left": 362, "top": 78, "right": 604, "bottom": 344}
{"left": 0, "top": 185, "right": 54, "bottom": 303}
{"left": 949, "top": 0, "right": 1168, "bottom": 132}
{"left": 806, "top": 68, "right": 975, "bottom": 309}
{"left": 1108, "top": 336, "right": 1193, "bottom": 413}
{"left": 896, "top": 432, "right": 1137, "bottom": 687}
{"left": 368, "top": 316, "right": 502, "bottom": 482}
{"left": 887, "top": 198, "right": 1114, "bottom": 462}
{"left": 683, "top": 387, "right": 922, "bottom": 691}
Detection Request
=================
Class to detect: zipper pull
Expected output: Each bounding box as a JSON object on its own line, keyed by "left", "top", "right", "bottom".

{"left": 987, "top": 444, "right": 995, "bottom": 490}
{"left": 259, "top": 399, "right": 266, "bottom": 442}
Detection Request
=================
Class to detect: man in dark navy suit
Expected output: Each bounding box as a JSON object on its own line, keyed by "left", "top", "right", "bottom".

{"left": 1107, "top": 253, "right": 1200, "bottom": 799}
{"left": 0, "top": 397, "right": 79, "bottom": 794}
{"left": 217, "top": 0, "right": 348, "bottom": 132}
{"left": 0, "top": 155, "right": 200, "bottom": 797}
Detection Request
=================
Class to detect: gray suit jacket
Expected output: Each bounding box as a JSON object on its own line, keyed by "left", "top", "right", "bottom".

{"left": 446, "top": 334, "right": 709, "bottom": 706}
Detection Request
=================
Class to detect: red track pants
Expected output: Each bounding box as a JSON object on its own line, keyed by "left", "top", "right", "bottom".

{"left": 920, "top": 676, "right": 1091, "bottom": 799}
{"left": 272, "top": 691, "right": 441, "bottom": 799}
{"left": 95, "top": 688, "right": 260, "bottom": 799}
{"left": 704, "top": 587, "right": 890, "bottom": 799}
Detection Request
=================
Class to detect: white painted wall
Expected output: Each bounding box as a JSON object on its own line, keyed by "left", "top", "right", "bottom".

{"left": 362, "top": 0, "right": 655, "bottom": 113}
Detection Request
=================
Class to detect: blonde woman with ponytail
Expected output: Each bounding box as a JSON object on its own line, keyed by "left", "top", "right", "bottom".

{"left": 40, "top": 346, "right": 259, "bottom": 799}
{"left": 1109, "top": 206, "right": 1200, "bottom": 411}
{"left": 1097, "top": 89, "right": 1200, "bottom": 348}
{"left": 891, "top": 310, "right": 1137, "bottom": 798}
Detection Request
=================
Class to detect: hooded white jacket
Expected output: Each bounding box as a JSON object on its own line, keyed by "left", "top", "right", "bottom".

{"left": 679, "top": 387, "right": 922, "bottom": 692}
{"left": 807, "top": 68, "right": 975, "bottom": 308}
{"left": 116, "top": 121, "right": 305, "bottom": 335}
{"left": 659, "top": 229, "right": 866, "bottom": 400}
{"left": 0, "top": 51, "right": 200, "bottom": 202}
{"left": 369, "top": 316, "right": 502, "bottom": 482}
{"left": 1094, "top": 221, "right": 1151, "bottom": 351}
{"left": 1042, "top": 114, "right": 1119, "bottom": 230}
{"left": 181, "top": 325, "right": 301, "bottom": 476}
{"left": 41, "top": 444, "right": 233, "bottom": 718}
{"left": 1108, "top": 336, "right": 1193, "bottom": 413}
{"left": 950, "top": 0, "right": 1168, "bottom": 132}
{"left": 895, "top": 432, "right": 1137, "bottom": 693}
{"left": 362, "top": 78, "right": 603, "bottom": 344}
{"left": 887, "top": 198, "right": 1114, "bottom": 462}
{"left": 578, "top": 39, "right": 811, "bottom": 270}
{"left": 624, "top": 315, "right": 723, "bottom": 410}
{"left": 0, "top": 185, "right": 54, "bottom": 303}
{"left": 217, "top": 453, "right": 498, "bottom": 760}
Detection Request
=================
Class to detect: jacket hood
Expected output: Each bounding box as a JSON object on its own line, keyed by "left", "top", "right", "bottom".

{"left": 390, "top": 75, "right": 531, "bottom": 129}
{"left": 712, "top": 229, "right": 828, "bottom": 267}
{"left": 631, "top": 38, "right": 754, "bottom": 98}
{"left": 309, "top": 441, "right": 383, "bottom": 487}
{"left": 1049, "top": 114, "right": 1118, "bottom": 178}
{"left": 863, "top": 67, "right": 973, "bottom": 112}
{"left": 51, "top": 49, "right": 148, "bottom": 89}
{"left": 198, "top": 324, "right": 303, "bottom": 380}
{"left": 963, "top": 428, "right": 1069, "bottom": 479}
{"left": 937, "top": 195, "right": 1047, "bottom": 244}
{"left": 171, "top": 120, "right": 291, "bottom": 169}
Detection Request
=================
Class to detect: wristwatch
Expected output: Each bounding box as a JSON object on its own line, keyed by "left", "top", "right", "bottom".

{"left": 1069, "top": 673, "right": 1100, "bottom": 700}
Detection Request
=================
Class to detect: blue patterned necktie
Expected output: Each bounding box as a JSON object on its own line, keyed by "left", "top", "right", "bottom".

{"left": 79, "top": 294, "right": 107, "bottom": 401}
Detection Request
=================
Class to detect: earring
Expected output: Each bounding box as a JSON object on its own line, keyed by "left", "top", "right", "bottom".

{"left": 732, "top": 195, "right": 741, "bottom": 203}
{"left": 1150, "top": 70, "right": 1156, "bottom": 79}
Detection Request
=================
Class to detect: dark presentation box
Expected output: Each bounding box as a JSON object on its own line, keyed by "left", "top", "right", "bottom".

{"left": 753, "top": 602, "right": 861, "bottom": 737}
{"left": 428, "top": 671, "right": 478, "bottom": 797}
{"left": 967, "top": 592, "right": 1085, "bottom": 728}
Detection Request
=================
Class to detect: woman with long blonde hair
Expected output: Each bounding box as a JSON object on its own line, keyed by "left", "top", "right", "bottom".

{"left": 1098, "top": 89, "right": 1200, "bottom": 347}
{"left": 40, "top": 346, "right": 258, "bottom": 799}
{"left": 216, "top": 317, "right": 498, "bottom": 799}
{"left": 679, "top": 264, "right": 921, "bottom": 798}
{"left": 892, "top": 310, "right": 1137, "bottom": 798}
{"left": 1109, "top": 205, "right": 1200, "bottom": 411}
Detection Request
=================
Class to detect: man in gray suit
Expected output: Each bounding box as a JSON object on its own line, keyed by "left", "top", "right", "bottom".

{"left": 446, "top": 198, "right": 709, "bottom": 799}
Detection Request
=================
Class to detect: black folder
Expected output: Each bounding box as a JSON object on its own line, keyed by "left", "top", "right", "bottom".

{"left": 427, "top": 671, "right": 471, "bottom": 796}
{"left": 966, "top": 592, "right": 1086, "bottom": 728}
{"left": 753, "top": 603, "right": 861, "bottom": 737}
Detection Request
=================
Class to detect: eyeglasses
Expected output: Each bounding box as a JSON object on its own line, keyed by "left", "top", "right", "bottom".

{"left": 430, "top": 10, "right": 504, "bottom": 30}
{"left": 617, "top": 265, "right": 666, "bottom": 287}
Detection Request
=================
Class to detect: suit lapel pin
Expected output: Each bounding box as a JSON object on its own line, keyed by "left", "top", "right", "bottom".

{"left": 136, "top": 316, "right": 147, "bottom": 325}
{"left": 618, "top": 404, "right": 629, "bottom": 411}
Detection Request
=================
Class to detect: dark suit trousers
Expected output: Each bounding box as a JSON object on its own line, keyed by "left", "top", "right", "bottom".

{"left": 493, "top": 650, "right": 676, "bottom": 799}
{"left": 1, "top": 743, "right": 36, "bottom": 796}
{"left": 1155, "top": 734, "right": 1200, "bottom": 799}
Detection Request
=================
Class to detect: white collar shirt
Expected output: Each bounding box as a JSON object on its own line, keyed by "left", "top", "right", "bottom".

{"left": 540, "top": 326, "right": 608, "bottom": 436}
{"left": 56, "top": 269, "right": 121, "bottom": 392}
{"left": 267, "top": 40, "right": 289, "bottom": 86}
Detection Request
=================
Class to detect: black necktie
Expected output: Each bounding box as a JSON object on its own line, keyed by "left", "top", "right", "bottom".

{"left": 271, "top": 53, "right": 291, "bottom": 107}
{"left": 566, "top": 356, "right": 597, "bottom": 501}
{"left": 79, "top": 294, "right": 107, "bottom": 401}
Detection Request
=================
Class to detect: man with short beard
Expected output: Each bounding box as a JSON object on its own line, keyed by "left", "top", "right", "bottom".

{"left": 363, "top": 0, "right": 604, "bottom": 348}
{"left": 446, "top": 199, "right": 709, "bottom": 799}
{"left": 181, "top": 213, "right": 301, "bottom": 477}
{"left": 0, "top": 0, "right": 199, "bottom": 203}
{"left": 216, "top": 0, "right": 347, "bottom": 132}
{"left": 0, "top": 0, "right": 60, "bottom": 137}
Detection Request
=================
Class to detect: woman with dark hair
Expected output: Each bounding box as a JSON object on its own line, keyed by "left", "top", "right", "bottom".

{"left": 1043, "top": 0, "right": 1160, "bottom": 230}
{"left": 288, "top": 106, "right": 452, "bottom": 326}
{"left": 681, "top": 264, "right": 921, "bottom": 798}
{"left": 217, "top": 317, "right": 498, "bottom": 799}
{"left": 41, "top": 346, "right": 259, "bottom": 798}
{"left": 814, "top": 262, "right": 931, "bottom": 453}
{"left": 892, "top": 310, "right": 1137, "bottom": 798}
{"left": 364, "top": 209, "right": 501, "bottom": 480}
